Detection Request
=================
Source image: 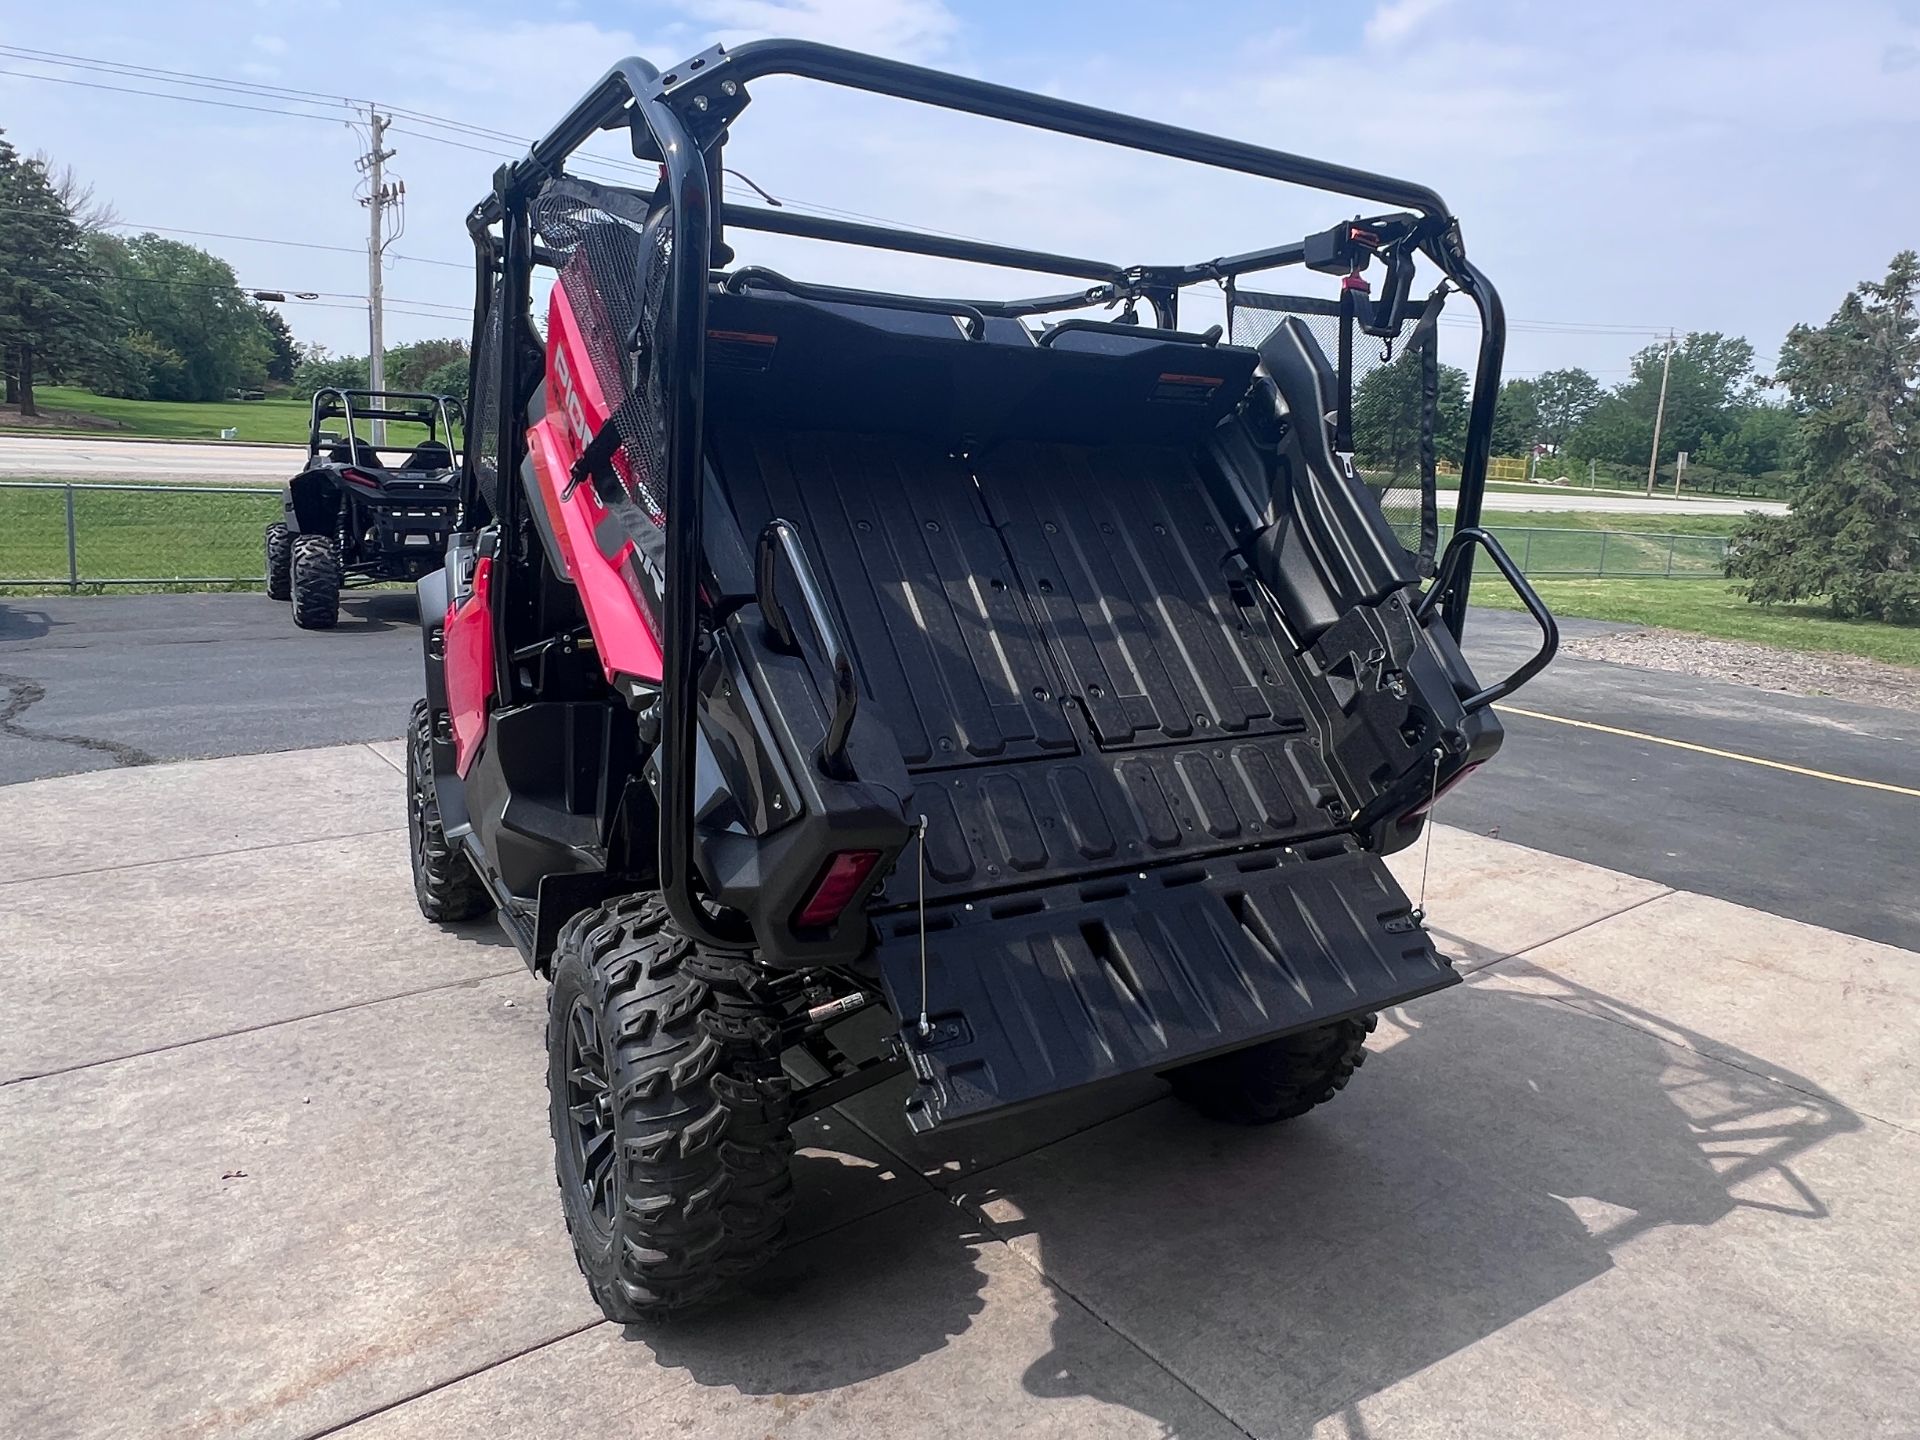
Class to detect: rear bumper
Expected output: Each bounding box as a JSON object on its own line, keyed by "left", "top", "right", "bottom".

{"left": 873, "top": 843, "right": 1453, "bottom": 1132}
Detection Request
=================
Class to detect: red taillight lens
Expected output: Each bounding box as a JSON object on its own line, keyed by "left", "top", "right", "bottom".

{"left": 1399, "top": 761, "right": 1481, "bottom": 823}
{"left": 793, "top": 850, "right": 881, "bottom": 931}
{"left": 341, "top": 467, "right": 381, "bottom": 491}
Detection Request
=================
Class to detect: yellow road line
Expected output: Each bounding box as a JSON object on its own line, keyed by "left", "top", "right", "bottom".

{"left": 1496, "top": 704, "right": 1920, "bottom": 799}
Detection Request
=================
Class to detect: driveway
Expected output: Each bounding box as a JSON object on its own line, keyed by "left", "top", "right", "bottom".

{"left": 0, "top": 743, "right": 1915, "bottom": 1438}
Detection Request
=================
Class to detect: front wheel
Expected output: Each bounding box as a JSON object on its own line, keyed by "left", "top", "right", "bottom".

{"left": 264, "top": 523, "right": 292, "bottom": 601}
{"left": 405, "top": 699, "right": 490, "bottom": 922}
{"left": 1165, "top": 1015, "right": 1376, "bottom": 1125}
{"left": 548, "top": 895, "right": 796, "bottom": 1322}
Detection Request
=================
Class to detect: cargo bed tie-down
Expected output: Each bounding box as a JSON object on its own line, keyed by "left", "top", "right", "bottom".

{"left": 714, "top": 424, "right": 1460, "bottom": 1129}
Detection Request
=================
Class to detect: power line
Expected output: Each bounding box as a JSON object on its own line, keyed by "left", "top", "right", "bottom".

{"left": 4, "top": 47, "right": 1697, "bottom": 341}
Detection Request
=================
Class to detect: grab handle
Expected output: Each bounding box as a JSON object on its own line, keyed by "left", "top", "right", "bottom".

{"left": 1416, "top": 526, "right": 1558, "bottom": 713}
{"left": 756, "top": 518, "right": 858, "bottom": 779}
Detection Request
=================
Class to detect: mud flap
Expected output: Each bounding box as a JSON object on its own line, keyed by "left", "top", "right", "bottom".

{"left": 873, "top": 844, "right": 1455, "bottom": 1132}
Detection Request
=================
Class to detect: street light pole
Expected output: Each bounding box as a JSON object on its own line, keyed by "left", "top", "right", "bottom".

{"left": 1644, "top": 330, "right": 1675, "bottom": 497}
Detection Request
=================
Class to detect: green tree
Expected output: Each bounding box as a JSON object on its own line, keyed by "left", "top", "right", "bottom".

{"left": 1696, "top": 402, "right": 1797, "bottom": 477}
{"left": 384, "top": 337, "right": 467, "bottom": 391}
{"left": 293, "top": 346, "right": 368, "bottom": 392}
{"left": 1728, "top": 252, "right": 1918, "bottom": 623}
{"left": 256, "top": 306, "right": 298, "bottom": 384}
{"left": 89, "top": 232, "right": 272, "bottom": 400}
{"left": 416, "top": 356, "right": 468, "bottom": 401}
{"left": 0, "top": 132, "right": 114, "bottom": 415}
{"left": 1490, "top": 377, "right": 1539, "bottom": 458}
{"left": 1567, "top": 332, "right": 1757, "bottom": 469}
{"left": 1350, "top": 351, "right": 1468, "bottom": 471}
{"left": 1534, "top": 367, "right": 1603, "bottom": 450}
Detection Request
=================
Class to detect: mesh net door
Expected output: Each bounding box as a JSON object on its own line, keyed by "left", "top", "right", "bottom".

{"left": 531, "top": 176, "right": 674, "bottom": 529}
{"left": 467, "top": 279, "right": 507, "bottom": 518}
{"left": 1228, "top": 290, "right": 1438, "bottom": 575}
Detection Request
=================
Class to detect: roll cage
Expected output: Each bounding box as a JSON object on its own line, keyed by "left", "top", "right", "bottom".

{"left": 307, "top": 388, "right": 462, "bottom": 467}
{"left": 463, "top": 38, "right": 1511, "bottom": 950}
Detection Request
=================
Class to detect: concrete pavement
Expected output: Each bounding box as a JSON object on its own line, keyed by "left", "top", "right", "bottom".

{"left": 0, "top": 435, "right": 292, "bottom": 484}
{"left": 2, "top": 743, "right": 1916, "bottom": 1439}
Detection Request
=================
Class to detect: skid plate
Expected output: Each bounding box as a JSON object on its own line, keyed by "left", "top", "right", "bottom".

{"left": 874, "top": 845, "right": 1454, "bottom": 1132}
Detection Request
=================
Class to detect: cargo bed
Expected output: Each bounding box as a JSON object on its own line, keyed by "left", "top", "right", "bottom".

{"left": 713, "top": 420, "right": 1461, "bottom": 1127}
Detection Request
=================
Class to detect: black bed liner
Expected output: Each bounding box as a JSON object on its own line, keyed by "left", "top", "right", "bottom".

{"left": 712, "top": 426, "right": 1359, "bottom": 902}
{"left": 712, "top": 420, "right": 1455, "bottom": 1126}
{"left": 872, "top": 843, "right": 1453, "bottom": 1131}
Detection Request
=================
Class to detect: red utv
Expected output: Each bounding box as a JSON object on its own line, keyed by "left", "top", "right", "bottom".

{"left": 407, "top": 40, "right": 1557, "bottom": 1320}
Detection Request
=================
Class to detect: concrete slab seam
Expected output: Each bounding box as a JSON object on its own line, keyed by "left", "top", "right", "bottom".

{"left": 1453, "top": 885, "right": 1678, "bottom": 976}
{"left": 293, "top": 1319, "right": 611, "bottom": 1440}
{"left": 957, "top": 1179, "right": 1263, "bottom": 1440}
{"left": 0, "top": 965, "right": 527, "bottom": 1088}
{"left": 364, "top": 742, "right": 406, "bottom": 775}
{"left": 0, "top": 825, "right": 406, "bottom": 887}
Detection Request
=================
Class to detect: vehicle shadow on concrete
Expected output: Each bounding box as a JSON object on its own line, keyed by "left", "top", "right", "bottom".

{"left": 632, "top": 976, "right": 1856, "bottom": 1437}
{"left": 996, "top": 975, "right": 1861, "bottom": 1438}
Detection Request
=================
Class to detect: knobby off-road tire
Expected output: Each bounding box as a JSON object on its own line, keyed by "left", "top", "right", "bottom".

{"left": 290, "top": 533, "right": 341, "bottom": 629}
{"left": 405, "top": 699, "right": 490, "bottom": 922}
{"left": 264, "top": 523, "right": 292, "bottom": 601}
{"left": 548, "top": 895, "right": 796, "bottom": 1322}
{"left": 1167, "top": 1015, "right": 1376, "bottom": 1125}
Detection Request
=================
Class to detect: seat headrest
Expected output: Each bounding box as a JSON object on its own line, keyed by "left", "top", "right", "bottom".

{"left": 1257, "top": 317, "right": 1343, "bottom": 476}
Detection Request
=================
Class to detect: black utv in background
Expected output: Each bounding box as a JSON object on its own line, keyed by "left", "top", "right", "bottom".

{"left": 266, "top": 388, "right": 463, "bottom": 628}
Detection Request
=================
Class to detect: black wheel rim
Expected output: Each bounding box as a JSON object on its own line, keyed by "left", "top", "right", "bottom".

{"left": 563, "top": 996, "right": 618, "bottom": 1233}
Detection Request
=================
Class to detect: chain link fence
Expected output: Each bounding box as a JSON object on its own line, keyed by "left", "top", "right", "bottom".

{"left": 0, "top": 481, "right": 280, "bottom": 590}
{"left": 0, "top": 480, "right": 1731, "bottom": 593}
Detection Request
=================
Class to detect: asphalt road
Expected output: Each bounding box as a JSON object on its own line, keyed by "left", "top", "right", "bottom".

{"left": 3, "top": 592, "right": 1914, "bottom": 949}
{"left": 1468, "top": 490, "right": 1787, "bottom": 515}
{"left": 0, "top": 436, "right": 293, "bottom": 483}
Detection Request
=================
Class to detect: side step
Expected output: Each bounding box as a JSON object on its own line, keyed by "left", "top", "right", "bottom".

{"left": 873, "top": 845, "right": 1455, "bottom": 1132}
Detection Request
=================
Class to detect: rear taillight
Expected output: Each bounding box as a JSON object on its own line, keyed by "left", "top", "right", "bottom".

{"left": 793, "top": 850, "right": 881, "bottom": 931}
{"left": 1398, "top": 761, "right": 1480, "bottom": 823}
{"left": 341, "top": 467, "right": 381, "bottom": 491}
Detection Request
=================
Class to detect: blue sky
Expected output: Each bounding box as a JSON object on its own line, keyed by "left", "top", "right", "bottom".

{"left": 3, "top": 0, "right": 1917, "bottom": 386}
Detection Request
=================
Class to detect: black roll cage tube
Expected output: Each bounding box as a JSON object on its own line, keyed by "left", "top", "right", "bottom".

{"left": 465, "top": 38, "right": 1507, "bottom": 949}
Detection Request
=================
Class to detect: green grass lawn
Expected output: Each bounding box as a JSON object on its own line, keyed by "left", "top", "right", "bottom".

{"left": 0, "top": 482, "right": 278, "bottom": 588}
{"left": 1475, "top": 577, "right": 1920, "bottom": 668}
{"left": 4, "top": 387, "right": 312, "bottom": 444}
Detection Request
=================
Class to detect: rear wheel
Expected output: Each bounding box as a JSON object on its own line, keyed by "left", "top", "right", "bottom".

{"left": 290, "top": 533, "right": 341, "bottom": 629}
{"left": 1166, "top": 1015, "right": 1375, "bottom": 1125}
{"left": 264, "top": 523, "right": 292, "bottom": 601}
{"left": 406, "top": 699, "right": 490, "bottom": 922}
{"left": 548, "top": 895, "right": 795, "bottom": 1322}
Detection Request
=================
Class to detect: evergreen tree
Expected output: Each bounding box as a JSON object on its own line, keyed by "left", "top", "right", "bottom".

{"left": 1728, "top": 253, "right": 1919, "bottom": 623}
{"left": 0, "top": 132, "right": 113, "bottom": 415}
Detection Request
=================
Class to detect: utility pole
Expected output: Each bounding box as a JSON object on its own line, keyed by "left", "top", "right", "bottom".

{"left": 1644, "top": 329, "right": 1675, "bottom": 497}
{"left": 356, "top": 109, "right": 400, "bottom": 445}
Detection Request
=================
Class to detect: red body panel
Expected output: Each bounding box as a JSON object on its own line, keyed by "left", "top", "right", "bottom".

{"left": 535, "top": 282, "right": 665, "bottom": 685}
{"left": 445, "top": 554, "right": 495, "bottom": 777}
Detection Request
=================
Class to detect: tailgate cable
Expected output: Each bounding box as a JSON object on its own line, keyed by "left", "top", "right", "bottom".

{"left": 1412, "top": 746, "right": 1443, "bottom": 923}
{"left": 914, "top": 814, "right": 933, "bottom": 1038}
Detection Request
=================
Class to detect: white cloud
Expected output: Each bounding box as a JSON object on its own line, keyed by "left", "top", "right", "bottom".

{"left": 252, "top": 34, "right": 288, "bottom": 56}
{"left": 686, "top": 0, "right": 959, "bottom": 61}
{"left": 1364, "top": 0, "right": 1452, "bottom": 48}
